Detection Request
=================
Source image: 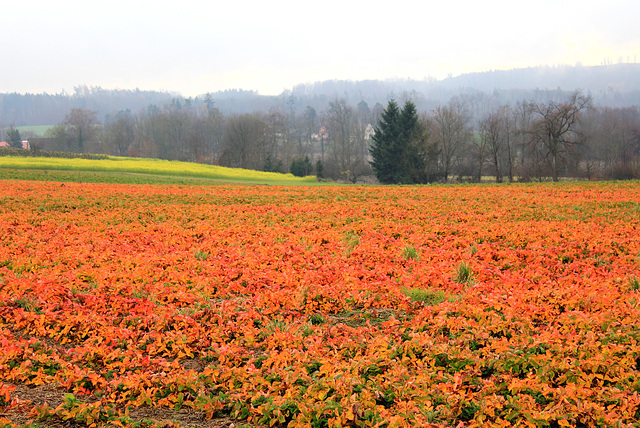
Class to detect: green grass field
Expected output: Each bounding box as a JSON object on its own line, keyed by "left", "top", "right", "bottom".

{"left": 0, "top": 155, "right": 328, "bottom": 186}
{"left": 15, "top": 125, "right": 53, "bottom": 136}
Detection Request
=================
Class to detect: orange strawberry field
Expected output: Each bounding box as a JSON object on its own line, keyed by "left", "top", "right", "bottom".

{"left": 1, "top": 180, "right": 640, "bottom": 427}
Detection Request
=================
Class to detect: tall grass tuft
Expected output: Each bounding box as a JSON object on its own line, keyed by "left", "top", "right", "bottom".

{"left": 401, "top": 287, "right": 447, "bottom": 305}
{"left": 344, "top": 231, "right": 360, "bottom": 257}
{"left": 454, "top": 261, "right": 476, "bottom": 286}
{"left": 403, "top": 245, "right": 420, "bottom": 261}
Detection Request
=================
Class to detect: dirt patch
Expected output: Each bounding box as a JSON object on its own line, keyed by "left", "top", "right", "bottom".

{"left": 4, "top": 382, "right": 64, "bottom": 426}
{"left": 7, "top": 327, "right": 83, "bottom": 356}
{"left": 326, "top": 307, "right": 408, "bottom": 327}
{"left": 128, "top": 406, "right": 252, "bottom": 427}
{"left": 9, "top": 382, "right": 69, "bottom": 406}
{"left": 4, "top": 382, "right": 264, "bottom": 428}
{"left": 178, "top": 358, "right": 208, "bottom": 373}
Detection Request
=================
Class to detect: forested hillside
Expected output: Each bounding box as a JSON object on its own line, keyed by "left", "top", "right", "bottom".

{"left": 3, "top": 64, "right": 640, "bottom": 128}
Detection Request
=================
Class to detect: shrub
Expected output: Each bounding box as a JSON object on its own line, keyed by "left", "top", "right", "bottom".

{"left": 402, "top": 245, "right": 419, "bottom": 261}
{"left": 309, "top": 314, "right": 326, "bottom": 325}
{"left": 608, "top": 164, "right": 639, "bottom": 180}
{"left": 315, "top": 160, "right": 324, "bottom": 179}
{"left": 264, "top": 155, "right": 285, "bottom": 174}
{"left": 401, "top": 288, "right": 447, "bottom": 305}
{"left": 290, "top": 156, "right": 313, "bottom": 177}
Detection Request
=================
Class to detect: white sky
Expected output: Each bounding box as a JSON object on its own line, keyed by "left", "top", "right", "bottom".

{"left": 2, "top": 0, "right": 639, "bottom": 96}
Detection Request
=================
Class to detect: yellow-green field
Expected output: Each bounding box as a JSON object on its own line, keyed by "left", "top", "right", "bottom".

{"left": 0, "top": 155, "right": 321, "bottom": 185}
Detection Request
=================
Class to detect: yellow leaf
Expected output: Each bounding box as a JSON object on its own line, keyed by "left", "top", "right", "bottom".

{"left": 345, "top": 409, "right": 355, "bottom": 421}
{"left": 388, "top": 415, "right": 405, "bottom": 428}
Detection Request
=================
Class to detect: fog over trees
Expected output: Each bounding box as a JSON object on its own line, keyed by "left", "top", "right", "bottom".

{"left": 2, "top": 64, "right": 640, "bottom": 182}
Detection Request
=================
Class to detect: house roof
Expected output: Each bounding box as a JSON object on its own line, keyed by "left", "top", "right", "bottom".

{"left": 0, "top": 141, "right": 29, "bottom": 149}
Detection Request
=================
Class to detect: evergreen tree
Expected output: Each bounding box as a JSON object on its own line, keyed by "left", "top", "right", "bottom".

{"left": 315, "top": 160, "right": 324, "bottom": 179}
{"left": 290, "top": 156, "right": 313, "bottom": 177}
{"left": 6, "top": 126, "right": 22, "bottom": 149}
{"left": 398, "top": 100, "right": 422, "bottom": 183}
{"left": 369, "top": 100, "right": 430, "bottom": 184}
{"left": 369, "top": 100, "right": 402, "bottom": 184}
{"left": 263, "top": 155, "right": 285, "bottom": 173}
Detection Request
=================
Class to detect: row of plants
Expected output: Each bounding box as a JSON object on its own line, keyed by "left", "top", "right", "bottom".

{"left": 0, "top": 147, "right": 109, "bottom": 160}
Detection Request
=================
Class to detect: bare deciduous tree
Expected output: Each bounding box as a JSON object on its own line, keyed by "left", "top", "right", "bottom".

{"left": 324, "top": 99, "right": 372, "bottom": 182}
{"left": 264, "top": 107, "right": 290, "bottom": 171}
{"left": 479, "top": 106, "right": 513, "bottom": 183}
{"left": 428, "top": 100, "right": 472, "bottom": 182}
{"left": 528, "top": 91, "right": 592, "bottom": 181}
{"left": 219, "top": 113, "right": 266, "bottom": 170}
{"left": 104, "top": 110, "right": 135, "bottom": 156}
{"left": 64, "top": 108, "right": 99, "bottom": 153}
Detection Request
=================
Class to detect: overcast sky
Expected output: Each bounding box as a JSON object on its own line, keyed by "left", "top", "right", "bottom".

{"left": 3, "top": 0, "right": 639, "bottom": 96}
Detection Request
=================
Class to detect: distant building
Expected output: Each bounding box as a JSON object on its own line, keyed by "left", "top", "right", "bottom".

{"left": 0, "top": 141, "right": 30, "bottom": 150}
{"left": 364, "top": 124, "right": 375, "bottom": 140}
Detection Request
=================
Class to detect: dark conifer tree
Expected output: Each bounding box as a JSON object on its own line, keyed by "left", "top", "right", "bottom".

{"left": 6, "top": 126, "right": 22, "bottom": 149}
{"left": 370, "top": 99, "right": 430, "bottom": 184}
{"left": 369, "top": 100, "right": 402, "bottom": 184}
{"left": 398, "top": 100, "right": 422, "bottom": 183}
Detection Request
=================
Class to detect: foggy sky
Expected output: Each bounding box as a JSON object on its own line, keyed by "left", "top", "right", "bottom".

{"left": 3, "top": 0, "right": 639, "bottom": 96}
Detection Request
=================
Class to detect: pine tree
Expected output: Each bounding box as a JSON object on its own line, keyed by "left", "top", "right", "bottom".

{"left": 369, "top": 100, "right": 402, "bottom": 184}
{"left": 398, "top": 100, "right": 422, "bottom": 183}
{"left": 290, "top": 156, "right": 313, "bottom": 177}
{"left": 6, "top": 126, "right": 22, "bottom": 149}
{"left": 369, "top": 100, "right": 430, "bottom": 184}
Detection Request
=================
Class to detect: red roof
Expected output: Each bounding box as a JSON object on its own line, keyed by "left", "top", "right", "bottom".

{"left": 0, "top": 141, "right": 29, "bottom": 149}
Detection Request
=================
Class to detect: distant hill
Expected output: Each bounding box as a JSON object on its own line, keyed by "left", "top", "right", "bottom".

{"left": 289, "top": 64, "right": 640, "bottom": 110}
{"left": 2, "top": 64, "right": 640, "bottom": 127}
{"left": 440, "top": 63, "right": 640, "bottom": 93}
{"left": 0, "top": 87, "right": 177, "bottom": 127}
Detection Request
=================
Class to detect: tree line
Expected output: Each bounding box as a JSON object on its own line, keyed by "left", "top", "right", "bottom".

{"left": 371, "top": 91, "right": 640, "bottom": 183}
{"left": 8, "top": 90, "right": 640, "bottom": 182}
{"left": 25, "top": 97, "right": 380, "bottom": 183}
